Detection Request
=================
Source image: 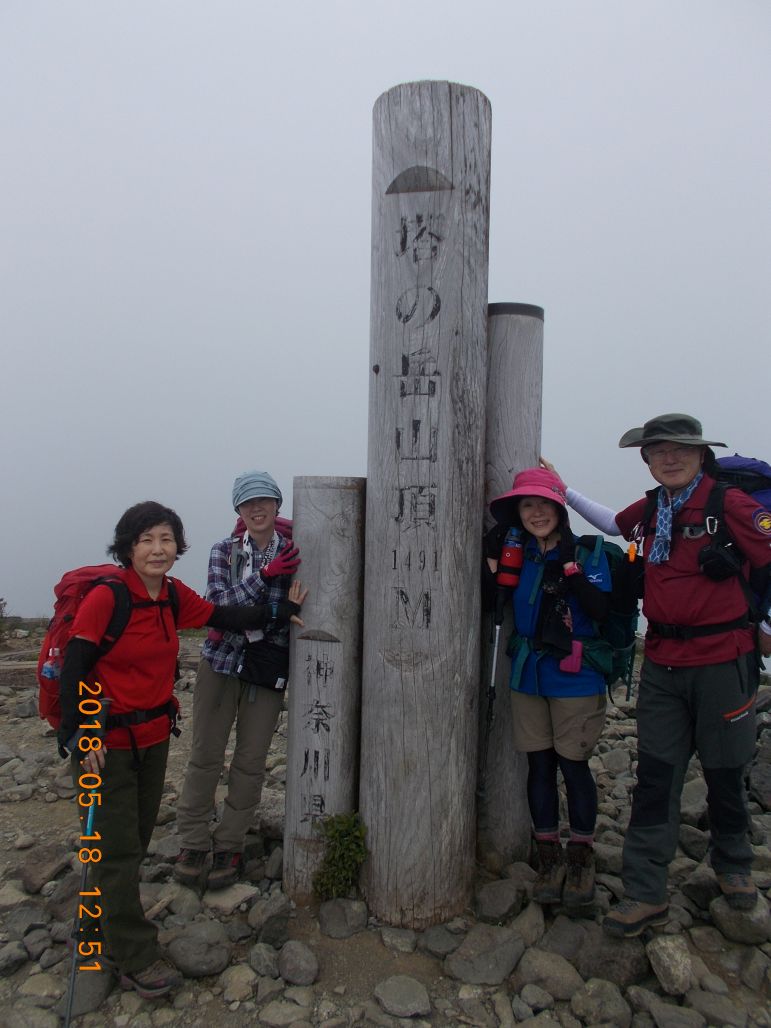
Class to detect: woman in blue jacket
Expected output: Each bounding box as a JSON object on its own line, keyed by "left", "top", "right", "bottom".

{"left": 487, "top": 467, "right": 611, "bottom": 907}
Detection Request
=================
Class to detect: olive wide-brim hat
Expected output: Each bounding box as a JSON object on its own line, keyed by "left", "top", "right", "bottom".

{"left": 618, "top": 413, "right": 726, "bottom": 449}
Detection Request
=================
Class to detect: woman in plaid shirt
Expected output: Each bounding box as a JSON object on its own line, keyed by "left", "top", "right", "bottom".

{"left": 175, "top": 470, "right": 303, "bottom": 889}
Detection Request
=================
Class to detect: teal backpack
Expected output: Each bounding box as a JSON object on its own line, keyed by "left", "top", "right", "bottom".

{"left": 576, "top": 535, "right": 643, "bottom": 697}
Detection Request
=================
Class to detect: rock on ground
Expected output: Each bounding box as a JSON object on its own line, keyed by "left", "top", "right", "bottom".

{"left": 373, "top": 974, "right": 431, "bottom": 1017}
{"left": 443, "top": 924, "right": 524, "bottom": 985}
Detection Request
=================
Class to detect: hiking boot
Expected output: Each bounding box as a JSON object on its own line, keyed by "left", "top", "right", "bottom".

{"left": 532, "top": 841, "right": 566, "bottom": 904}
{"left": 716, "top": 872, "right": 757, "bottom": 911}
{"left": 207, "top": 850, "right": 243, "bottom": 890}
{"left": 173, "top": 848, "right": 208, "bottom": 886}
{"left": 120, "top": 958, "right": 181, "bottom": 998}
{"left": 563, "top": 842, "right": 595, "bottom": 907}
{"left": 603, "top": 898, "right": 669, "bottom": 938}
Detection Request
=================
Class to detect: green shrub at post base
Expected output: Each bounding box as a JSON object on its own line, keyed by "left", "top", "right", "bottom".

{"left": 312, "top": 812, "right": 368, "bottom": 901}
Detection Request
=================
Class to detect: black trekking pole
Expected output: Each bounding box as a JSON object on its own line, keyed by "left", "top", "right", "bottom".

{"left": 478, "top": 587, "right": 508, "bottom": 797}
{"left": 64, "top": 697, "right": 111, "bottom": 1028}
{"left": 478, "top": 525, "right": 523, "bottom": 797}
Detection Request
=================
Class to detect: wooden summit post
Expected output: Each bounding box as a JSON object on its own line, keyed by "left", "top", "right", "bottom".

{"left": 359, "top": 81, "right": 492, "bottom": 927}
{"left": 284, "top": 477, "right": 365, "bottom": 904}
{"left": 477, "top": 303, "right": 544, "bottom": 869}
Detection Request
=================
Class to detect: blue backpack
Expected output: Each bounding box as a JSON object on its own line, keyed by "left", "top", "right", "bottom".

{"left": 706, "top": 454, "right": 771, "bottom": 618}
{"left": 714, "top": 454, "right": 771, "bottom": 510}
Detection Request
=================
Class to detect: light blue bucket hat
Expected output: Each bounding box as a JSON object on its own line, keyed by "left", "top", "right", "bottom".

{"left": 232, "top": 470, "right": 283, "bottom": 511}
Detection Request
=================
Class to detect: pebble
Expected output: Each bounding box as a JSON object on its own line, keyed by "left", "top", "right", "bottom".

{"left": 512, "top": 947, "right": 585, "bottom": 1000}
{"left": 475, "top": 877, "right": 526, "bottom": 923}
{"left": 647, "top": 935, "right": 696, "bottom": 995}
{"left": 202, "top": 881, "right": 259, "bottom": 915}
{"left": 259, "top": 999, "right": 313, "bottom": 1026}
{"left": 220, "top": 963, "right": 257, "bottom": 1002}
{"left": 373, "top": 974, "right": 431, "bottom": 1017}
{"left": 256, "top": 974, "right": 284, "bottom": 1003}
{"left": 166, "top": 918, "right": 232, "bottom": 977}
{"left": 570, "top": 978, "right": 632, "bottom": 1028}
{"left": 277, "top": 939, "right": 319, "bottom": 985}
{"left": 417, "top": 923, "right": 463, "bottom": 957}
{"left": 444, "top": 923, "right": 525, "bottom": 985}
{"left": 317, "top": 897, "right": 367, "bottom": 939}
{"left": 710, "top": 893, "right": 771, "bottom": 945}
{"left": 380, "top": 925, "right": 417, "bottom": 953}
{"left": 18, "top": 971, "right": 65, "bottom": 1007}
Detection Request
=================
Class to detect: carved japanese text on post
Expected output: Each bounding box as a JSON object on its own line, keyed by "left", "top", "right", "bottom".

{"left": 293, "top": 638, "right": 341, "bottom": 828}
{"left": 362, "top": 81, "right": 491, "bottom": 926}
{"left": 284, "top": 476, "right": 365, "bottom": 905}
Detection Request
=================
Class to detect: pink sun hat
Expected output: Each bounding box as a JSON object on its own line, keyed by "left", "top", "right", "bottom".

{"left": 490, "top": 467, "right": 568, "bottom": 525}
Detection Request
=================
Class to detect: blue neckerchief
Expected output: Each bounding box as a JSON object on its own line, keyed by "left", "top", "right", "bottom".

{"left": 648, "top": 473, "right": 703, "bottom": 564}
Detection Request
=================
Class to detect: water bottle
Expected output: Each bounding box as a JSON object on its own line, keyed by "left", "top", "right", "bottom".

{"left": 497, "top": 527, "right": 524, "bottom": 588}
{"left": 41, "top": 647, "right": 62, "bottom": 681}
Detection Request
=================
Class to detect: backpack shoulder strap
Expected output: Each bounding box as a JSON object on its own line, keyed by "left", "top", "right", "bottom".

{"left": 229, "top": 535, "right": 245, "bottom": 587}
{"left": 704, "top": 481, "right": 727, "bottom": 535}
{"left": 576, "top": 534, "right": 604, "bottom": 569}
{"left": 166, "top": 578, "right": 180, "bottom": 625}
{"left": 701, "top": 482, "right": 763, "bottom": 620}
{"left": 639, "top": 487, "right": 659, "bottom": 539}
{"left": 96, "top": 579, "right": 133, "bottom": 656}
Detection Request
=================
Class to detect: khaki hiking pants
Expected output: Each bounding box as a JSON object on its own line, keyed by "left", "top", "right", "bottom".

{"left": 175, "top": 657, "right": 284, "bottom": 853}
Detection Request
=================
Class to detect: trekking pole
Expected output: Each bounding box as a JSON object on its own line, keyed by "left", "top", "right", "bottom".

{"left": 478, "top": 526, "right": 523, "bottom": 796}
{"left": 64, "top": 696, "right": 111, "bottom": 1028}
{"left": 478, "top": 587, "right": 508, "bottom": 797}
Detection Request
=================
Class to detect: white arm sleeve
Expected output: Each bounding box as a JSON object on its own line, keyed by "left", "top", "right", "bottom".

{"left": 566, "top": 488, "right": 621, "bottom": 536}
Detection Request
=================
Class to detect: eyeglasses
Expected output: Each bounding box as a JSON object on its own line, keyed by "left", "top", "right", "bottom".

{"left": 643, "top": 445, "right": 699, "bottom": 463}
{"left": 239, "top": 497, "right": 276, "bottom": 509}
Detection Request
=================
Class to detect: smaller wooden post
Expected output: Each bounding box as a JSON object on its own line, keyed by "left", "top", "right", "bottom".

{"left": 283, "top": 476, "right": 366, "bottom": 904}
{"left": 477, "top": 303, "right": 544, "bottom": 870}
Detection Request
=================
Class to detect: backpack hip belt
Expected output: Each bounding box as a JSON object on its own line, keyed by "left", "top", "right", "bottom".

{"left": 647, "top": 614, "right": 749, "bottom": 640}
{"left": 106, "top": 700, "right": 179, "bottom": 733}
{"left": 107, "top": 700, "right": 181, "bottom": 769}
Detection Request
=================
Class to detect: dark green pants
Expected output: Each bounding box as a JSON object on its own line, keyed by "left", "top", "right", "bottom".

{"left": 622, "top": 654, "right": 757, "bottom": 904}
{"left": 71, "top": 739, "right": 169, "bottom": 973}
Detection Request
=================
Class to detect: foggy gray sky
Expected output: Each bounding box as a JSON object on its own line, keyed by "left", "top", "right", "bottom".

{"left": 2, "top": 1, "right": 769, "bottom": 615}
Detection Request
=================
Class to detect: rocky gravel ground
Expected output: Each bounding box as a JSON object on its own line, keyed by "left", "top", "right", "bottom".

{"left": 0, "top": 634, "right": 770, "bottom": 1028}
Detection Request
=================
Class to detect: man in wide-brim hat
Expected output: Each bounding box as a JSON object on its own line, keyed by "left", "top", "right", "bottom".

{"left": 617, "top": 412, "right": 727, "bottom": 450}
{"left": 545, "top": 412, "right": 771, "bottom": 937}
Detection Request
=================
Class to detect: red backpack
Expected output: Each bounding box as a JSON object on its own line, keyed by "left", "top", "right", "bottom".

{"left": 37, "top": 565, "right": 179, "bottom": 729}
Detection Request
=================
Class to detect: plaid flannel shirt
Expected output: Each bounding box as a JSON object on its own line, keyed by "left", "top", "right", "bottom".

{"left": 201, "top": 533, "right": 292, "bottom": 676}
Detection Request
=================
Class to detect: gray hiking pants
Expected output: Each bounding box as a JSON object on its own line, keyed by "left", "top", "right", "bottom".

{"left": 176, "top": 657, "right": 284, "bottom": 853}
{"left": 622, "top": 653, "right": 758, "bottom": 905}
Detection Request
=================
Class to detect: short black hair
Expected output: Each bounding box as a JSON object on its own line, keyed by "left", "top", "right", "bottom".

{"left": 107, "top": 501, "right": 188, "bottom": 568}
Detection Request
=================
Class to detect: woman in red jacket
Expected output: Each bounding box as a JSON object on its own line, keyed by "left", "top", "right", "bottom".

{"left": 59, "top": 500, "right": 305, "bottom": 998}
